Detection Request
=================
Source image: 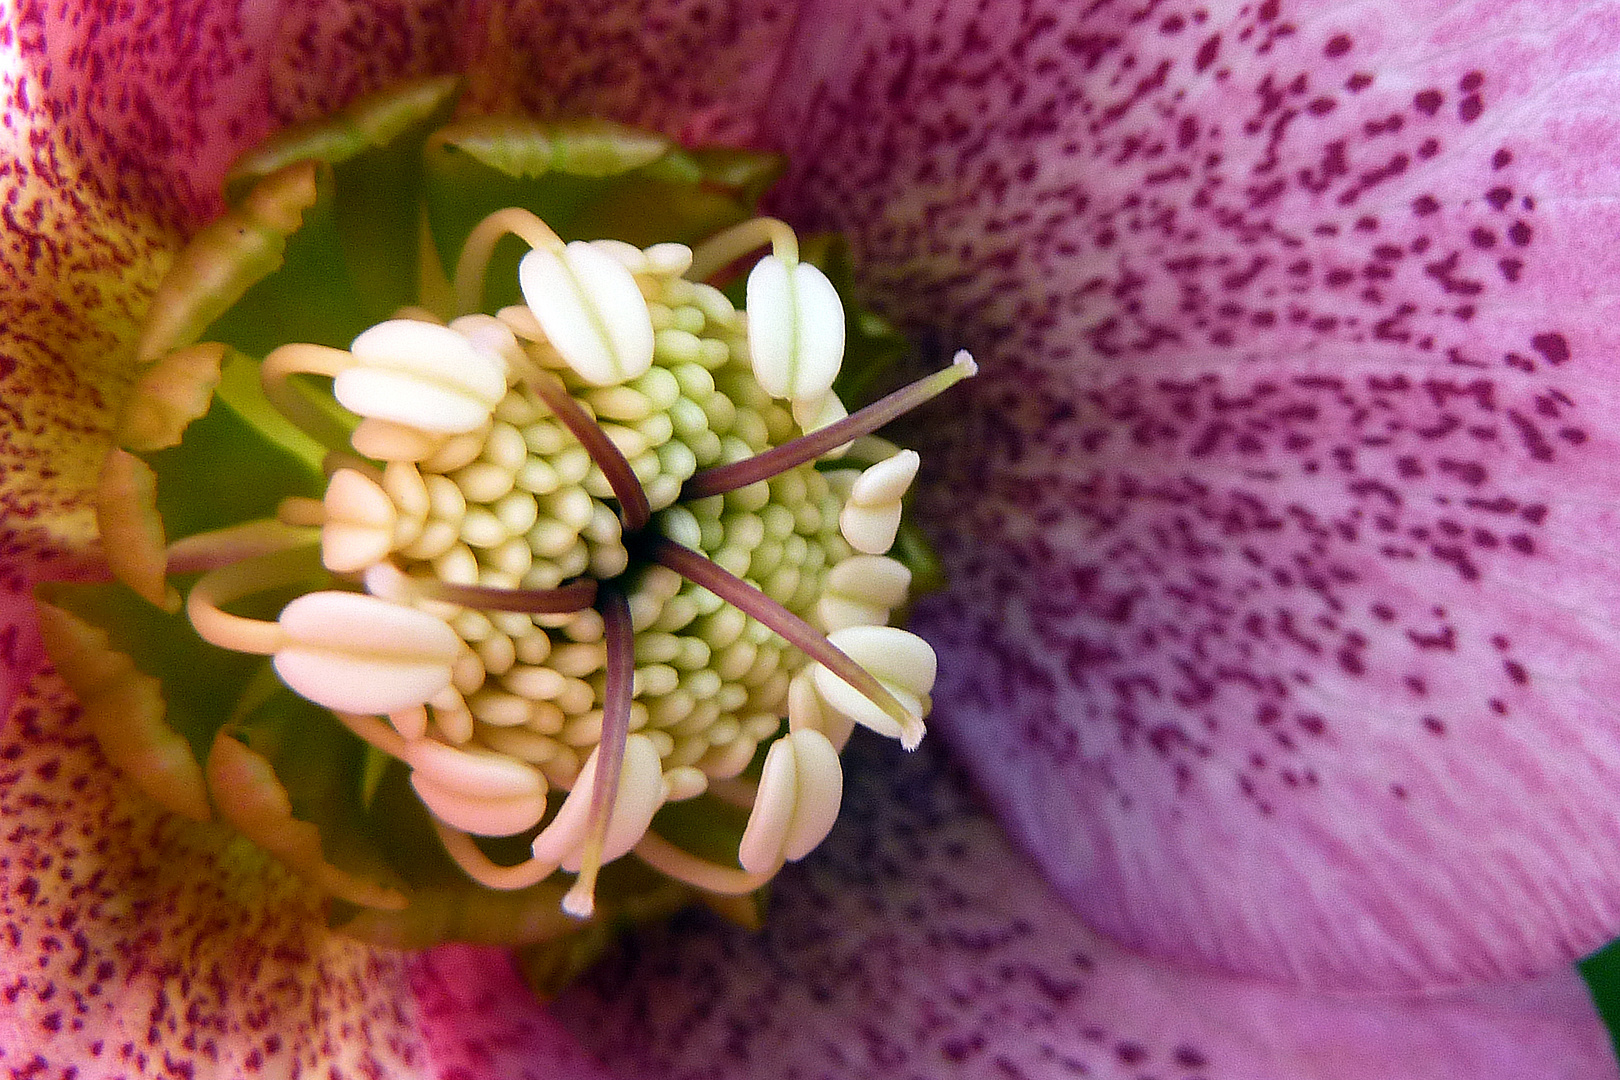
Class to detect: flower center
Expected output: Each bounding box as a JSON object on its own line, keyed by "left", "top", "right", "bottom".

{"left": 178, "top": 206, "right": 975, "bottom": 917}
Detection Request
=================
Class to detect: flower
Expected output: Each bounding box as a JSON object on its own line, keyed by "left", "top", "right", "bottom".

{"left": 1, "top": 1, "right": 1617, "bottom": 1078}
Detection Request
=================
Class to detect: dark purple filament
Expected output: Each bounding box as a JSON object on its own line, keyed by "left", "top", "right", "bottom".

{"left": 517, "top": 364, "right": 652, "bottom": 531}
{"left": 682, "top": 351, "right": 976, "bottom": 499}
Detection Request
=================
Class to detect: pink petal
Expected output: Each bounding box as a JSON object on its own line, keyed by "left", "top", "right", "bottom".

{"left": 0, "top": 651, "right": 435, "bottom": 1076}
{"left": 760, "top": 0, "right": 1620, "bottom": 990}
{"left": 451, "top": 0, "right": 804, "bottom": 144}
{"left": 553, "top": 735, "right": 1618, "bottom": 1079}
{"left": 25, "top": 0, "right": 461, "bottom": 224}
{"left": 410, "top": 945, "right": 617, "bottom": 1080}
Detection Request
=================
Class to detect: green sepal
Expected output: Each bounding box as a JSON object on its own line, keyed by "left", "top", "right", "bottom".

{"left": 226, "top": 75, "right": 461, "bottom": 322}
{"left": 423, "top": 118, "right": 782, "bottom": 312}
{"left": 37, "top": 578, "right": 269, "bottom": 767}
{"left": 203, "top": 163, "right": 374, "bottom": 355}
{"left": 217, "top": 670, "right": 409, "bottom": 908}
{"left": 136, "top": 352, "right": 325, "bottom": 544}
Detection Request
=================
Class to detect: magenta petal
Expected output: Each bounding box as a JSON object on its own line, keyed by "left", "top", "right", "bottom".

{"left": 25, "top": 0, "right": 460, "bottom": 223}
{"left": 757, "top": 0, "right": 1620, "bottom": 989}
{"left": 552, "top": 736, "right": 1617, "bottom": 1079}
{"left": 410, "top": 946, "right": 617, "bottom": 1079}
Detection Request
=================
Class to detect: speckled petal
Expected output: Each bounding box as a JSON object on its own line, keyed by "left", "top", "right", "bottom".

{"left": 0, "top": 666, "right": 439, "bottom": 1077}
{"left": 410, "top": 946, "right": 617, "bottom": 1080}
{"left": 452, "top": 0, "right": 805, "bottom": 144}
{"left": 554, "top": 735, "right": 1618, "bottom": 1080}
{"left": 763, "top": 0, "right": 1620, "bottom": 990}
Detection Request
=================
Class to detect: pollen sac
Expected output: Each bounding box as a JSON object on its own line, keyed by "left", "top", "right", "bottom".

{"left": 520, "top": 240, "right": 656, "bottom": 387}
{"left": 272, "top": 591, "right": 463, "bottom": 714}
{"left": 811, "top": 625, "right": 938, "bottom": 742}
{"left": 745, "top": 255, "right": 845, "bottom": 403}
{"left": 838, "top": 449, "right": 920, "bottom": 555}
{"left": 336, "top": 319, "right": 509, "bottom": 433}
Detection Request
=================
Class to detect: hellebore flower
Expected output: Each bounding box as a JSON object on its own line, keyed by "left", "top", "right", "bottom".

{"left": 1, "top": 1, "right": 1619, "bottom": 1079}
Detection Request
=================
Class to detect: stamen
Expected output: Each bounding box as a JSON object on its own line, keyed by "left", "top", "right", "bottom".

{"left": 432, "top": 818, "right": 561, "bottom": 891}
{"left": 454, "top": 207, "right": 565, "bottom": 315}
{"left": 686, "top": 217, "right": 800, "bottom": 282}
{"left": 365, "top": 560, "right": 597, "bottom": 614}
{"left": 633, "top": 830, "right": 773, "bottom": 896}
{"left": 511, "top": 357, "right": 651, "bottom": 530}
{"left": 166, "top": 519, "right": 319, "bottom": 576}
{"left": 683, "top": 349, "right": 977, "bottom": 498}
{"left": 260, "top": 343, "right": 357, "bottom": 451}
{"left": 646, "top": 536, "right": 926, "bottom": 749}
{"left": 561, "top": 584, "right": 634, "bottom": 919}
{"left": 186, "top": 545, "right": 324, "bottom": 656}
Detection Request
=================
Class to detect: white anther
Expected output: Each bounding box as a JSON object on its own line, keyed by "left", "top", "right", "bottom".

{"left": 745, "top": 255, "right": 844, "bottom": 402}
{"left": 336, "top": 320, "right": 508, "bottom": 434}
{"left": 850, "top": 449, "right": 920, "bottom": 506}
{"left": 466, "top": 689, "right": 528, "bottom": 731}
{"left": 592, "top": 238, "right": 650, "bottom": 274}
{"left": 662, "top": 765, "right": 708, "bottom": 802}
{"left": 839, "top": 450, "right": 919, "bottom": 555}
{"left": 818, "top": 554, "right": 913, "bottom": 631}
{"left": 811, "top": 625, "right": 936, "bottom": 747}
{"left": 529, "top": 734, "right": 665, "bottom": 869}
{"left": 519, "top": 240, "right": 655, "bottom": 386}
{"left": 271, "top": 592, "right": 461, "bottom": 715}
{"left": 320, "top": 469, "right": 398, "bottom": 573}
{"left": 787, "top": 668, "right": 856, "bottom": 749}
{"left": 738, "top": 729, "right": 844, "bottom": 874}
{"left": 644, "top": 242, "right": 693, "bottom": 277}
{"left": 447, "top": 312, "right": 524, "bottom": 368}
{"left": 383, "top": 462, "right": 430, "bottom": 540}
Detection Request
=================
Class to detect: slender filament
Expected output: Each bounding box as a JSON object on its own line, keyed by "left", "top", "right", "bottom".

{"left": 683, "top": 350, "right": 977, "bottom": 499}
{"left": 511, "top": 356, "right": 652, "bottom": 530}
{"left": 646, "top": 536, "right": 924, "bottom": 747}
{"left": 562, "top": 584, "right": 635, "bottom": 918}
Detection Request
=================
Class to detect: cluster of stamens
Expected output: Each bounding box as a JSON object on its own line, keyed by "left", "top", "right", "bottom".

{"left": 180, "top": 207, "right": 975, "bottom": 917}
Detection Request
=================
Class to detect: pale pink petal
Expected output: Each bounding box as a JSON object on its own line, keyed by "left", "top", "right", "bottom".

{"left": 554, "top": 735, "right": 1617, "bottom": 1079}
{"left": 757, "top": 0, "right": 1620, "bottom": 990}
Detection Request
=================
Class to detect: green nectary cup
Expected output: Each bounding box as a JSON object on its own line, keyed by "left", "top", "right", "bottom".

{"left": 35, "top": 74, "right": 969, "bottom": 988}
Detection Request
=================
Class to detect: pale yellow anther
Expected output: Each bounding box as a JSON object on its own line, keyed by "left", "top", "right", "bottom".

{"left": 818, "top": 554, "right": 913, "bottom": 631}
{"left": 838, "top": 450, "right": 920, "bottom": 555}
{"left": 336, "top": 320, "right": 509, "bottom": 434}
{"left": 529, "top": 734, "right": 665, "bottom": 870}
{"left": 520, "top": 240, "right": 656, "bottom": 387}
{"left": 791, "top": 391, "right": 851, "bottom": 458}
{"left": 745, "top": 255, "right": 845, "bottom": 402}
{"left": 271, "top": 592, "right": 464, "bottom": 715}
{"left": 737, "top": 729, "right": 844, "bottom": 874}
{"left": 811, "top": 625, "right": 936, "bottom": 749}
{"left": 320, "top": 468, "right": 398, "bottom": 573}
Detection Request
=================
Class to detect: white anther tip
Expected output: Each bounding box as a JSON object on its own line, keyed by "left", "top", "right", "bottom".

{"left": 953, "top": 349, "right": 978, "bottom": 376}
{"left": 745, "top": 255, "right": 845, "bottom": 402}
{"left": 561, "top": 883, "right": 596, "bottom": 920}
{"left": 520, "top": 240, "right": 655, "bottom": 387}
